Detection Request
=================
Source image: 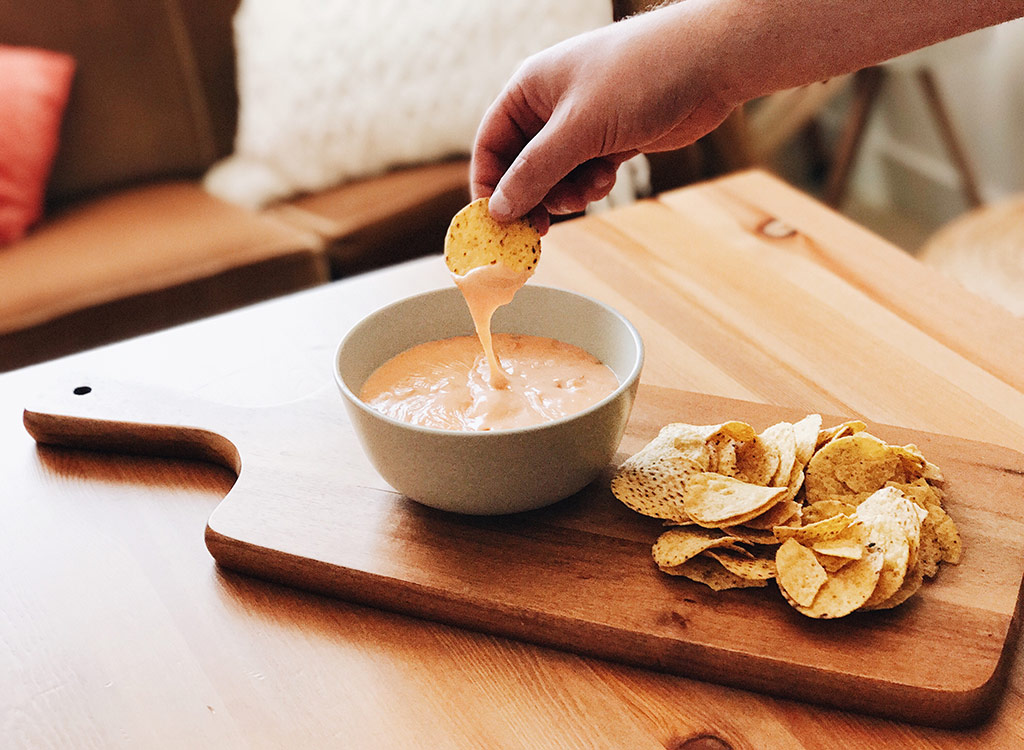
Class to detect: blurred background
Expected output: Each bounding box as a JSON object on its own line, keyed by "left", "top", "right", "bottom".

{"left": 751, "top": 25, "right": 1024, "bottom": 253}
{"left": 2, "top": 0, "right": 1021, "bottom": 372}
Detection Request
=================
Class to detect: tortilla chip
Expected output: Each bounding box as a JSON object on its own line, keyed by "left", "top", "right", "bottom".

{"left": 617, "top": 413, "right": 954, "bottom": 618}
{"left": 917, "top": 506, "right": 947, "bottom": 579}
{"left": 783, "top": 462, "right": 807, "bottom": 502}
{"left": 890, "top": 479, "right": 944, "bottom": 511}
{"left": 720, "top": 525, "right": 781, "bottom": 546}
{"left": 684, "top": 473, "right": 788, "bottom": 528}
{"left": 776, "top": 539, "right": 828, "bottom": 607}
{"left": 611, "top": 454, "right": 702, "bottom": 522}
{"left": 773, "top": 514, "right": 855, "bottom": 545}
{"left": 706, "top": 547, "right": 777, "bottom": 581}
{"left": 855, "top": 487, "right": 927, "bottom": 608}
{"left": 816, "top": 420, "right": 867, "bottom": 450}
{"left": 793, "top": 413, "right": 823, "bottom": 467}
{"left": 802, "top": 499, "right": 858, "bottom": 525}
{"left": 789, "top": 549, "right": 884, "bottom": 619}
{"left": 444, "top": 197, "right": 541, "bottom": 275}
{"left": 862, "top": 561, "right": 925, "bottom": 611}
{"left": 814, "top": 553, "right": 853, "bottom": 574}
{"left": 811, "top": 539, "right": 864, "bottom": 560}
{"left": 652, "top": 527, "right": 745, "bottom": 569}
{"left": 834, "top": 434, "right": 901, "bottom": 492}
{"left": 804, "top": 451, "right": 852, "bottom": 503}
{"left": 709, "top": 437, "right": 739, "bottom": 476}
{"left": 932, "top": 505, "right": 962, "bottom": 564}
{"left": 893, "top": 443, "right": 945, "bottom": 483}
{"left": 743, "top": 499, "right": 801, "bottom": 530}
{"left": 661, "top": 554, "right": 768, "bottom": 591}
{"left": 702, "top": 421, "right": 758, "bottom": 445}
{"left": 760, "top": 421, "right": 797, "bottom": 488}
{"left": 735, "top": 436, "right": 781, "bottom": 486}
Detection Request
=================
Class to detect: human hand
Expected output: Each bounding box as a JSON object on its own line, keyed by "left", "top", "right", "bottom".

{"left": 471, "top": 2, "right": 737, "bottom": 231}
{"left": 473, "top": 0, "right": 1024, "bottom": 232}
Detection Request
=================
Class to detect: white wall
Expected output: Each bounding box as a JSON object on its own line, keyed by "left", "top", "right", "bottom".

{"left": 845, "top": 17, "right": 1024, "bottom": 233}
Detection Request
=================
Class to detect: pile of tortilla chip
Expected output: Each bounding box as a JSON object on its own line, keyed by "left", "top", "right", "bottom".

{"left": 611, "top": 416, "right": 961, "bottom": 618}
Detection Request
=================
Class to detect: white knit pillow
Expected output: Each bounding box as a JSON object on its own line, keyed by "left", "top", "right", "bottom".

{"left": 204, "top": 0, "right": 612, "bottom": 208}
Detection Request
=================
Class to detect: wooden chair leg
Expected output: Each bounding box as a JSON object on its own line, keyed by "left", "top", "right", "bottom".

{"left": 800, "top": 119, "right": 831, "bottom": 183}
{"left": 824, "top": 66, "right": 886, "bottom": 207}
{"left": 917, "top": 68, "right": 984, "bottom": 208}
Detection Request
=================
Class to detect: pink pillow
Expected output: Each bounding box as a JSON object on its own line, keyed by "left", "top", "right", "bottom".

{"left": 0, "top": 45, "right": 76, "bottom": 245}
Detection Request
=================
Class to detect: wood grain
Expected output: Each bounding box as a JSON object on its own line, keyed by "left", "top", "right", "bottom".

{"left": 6, "top": 170, "right": 1024, "bottom": 748}
{"left": 22, "top": 379, "right": 1024, "bottom": 727}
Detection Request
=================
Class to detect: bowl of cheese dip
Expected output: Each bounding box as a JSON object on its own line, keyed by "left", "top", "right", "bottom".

{"left": 334, "top": 284, "right": 643, "bottom": 515}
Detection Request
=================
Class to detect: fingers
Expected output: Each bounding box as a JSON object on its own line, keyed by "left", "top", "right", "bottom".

{"left": 473, "top": 35, "right": 620, "bottom": 224}
{"left": 542, "top": 158, "right": 616, "bottom": 215}
{"left": 471, "top": 82, "right": 554, "bottom": 234}
{"left": 526, "top": 205, "right": 551, "bottom": 235}
{"left": 541, "top": 153, "right": 638, "bottom": 214}
{"left": 487, "top": 108, "right": 590, "bottom": 222}
{"left": 471, "top": 32, "right": 637, "bottom": 226}
{"left": 471, "top": 79, "right": 546, "bottom": 203}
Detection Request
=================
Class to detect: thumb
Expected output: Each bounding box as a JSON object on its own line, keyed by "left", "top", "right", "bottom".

{"left": 489, "top": 111, "right": 592, "bottom": 221}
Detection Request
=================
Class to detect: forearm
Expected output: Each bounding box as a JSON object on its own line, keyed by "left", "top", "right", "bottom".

{"left": 653, "top": 0, "right": 1024, "bottom": 105}
{"left": 472, "top": 0, "right": 1023, "bottom": 220}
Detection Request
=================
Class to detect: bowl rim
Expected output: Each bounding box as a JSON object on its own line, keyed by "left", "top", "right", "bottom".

{"left": 333, "top": 284, "right": 644, "bottom": 437}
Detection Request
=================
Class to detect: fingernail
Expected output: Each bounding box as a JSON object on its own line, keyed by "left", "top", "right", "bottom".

{"left": 488, "top": 190, "right": 512, "bottom": 219}
{"left": 548, "top": 199, "right": 573, "bottom": 215}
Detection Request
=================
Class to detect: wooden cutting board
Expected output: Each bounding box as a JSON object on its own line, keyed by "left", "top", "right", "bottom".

{"left": 23, "top": 378, "right": 1024, "bottom": 728}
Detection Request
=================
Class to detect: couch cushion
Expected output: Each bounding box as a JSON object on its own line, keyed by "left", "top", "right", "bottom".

{"left": 203, "top": 0, "right": 611, "bottom": 209}
{"left": 267, "top": 160, "right": 470, "bottom": 276}
{"left": 0, "top": 181, "right": 326, "bottom": 337}
{"left": 0, "top": 46, "right": 76, "bottom": 244}
{"left": 1, "top": 0, "right": 223, "bottom": 204}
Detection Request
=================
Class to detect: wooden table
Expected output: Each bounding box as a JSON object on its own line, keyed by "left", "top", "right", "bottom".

{"left": 4, "top": 170, "right": 1023, "bottom": 748}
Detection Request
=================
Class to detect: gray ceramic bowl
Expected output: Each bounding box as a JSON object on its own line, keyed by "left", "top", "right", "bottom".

{"left": 334, "top": 285, "right": 644, "bottom": 515}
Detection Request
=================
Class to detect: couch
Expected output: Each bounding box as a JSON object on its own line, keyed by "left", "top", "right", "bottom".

{"left": 0, "top": 0, "right": 474, "bottom": 371}
{"left": 2, "top": 0, "right": 728, "bottom": 373}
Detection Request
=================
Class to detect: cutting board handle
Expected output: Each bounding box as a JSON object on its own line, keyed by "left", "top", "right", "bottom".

{"left": 23, "top": 375, "right": 242, "bottom": 473}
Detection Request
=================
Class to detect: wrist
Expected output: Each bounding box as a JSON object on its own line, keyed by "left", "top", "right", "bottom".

{"left": 631, "top": 0, "right": 749, "bottom": 110}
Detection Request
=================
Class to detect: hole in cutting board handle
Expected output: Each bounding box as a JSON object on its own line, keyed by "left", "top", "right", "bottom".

{"left": 73, "top": 386, "right": 92, "bottom": 395}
